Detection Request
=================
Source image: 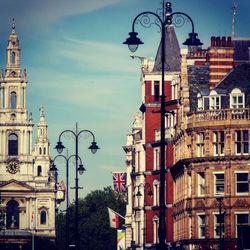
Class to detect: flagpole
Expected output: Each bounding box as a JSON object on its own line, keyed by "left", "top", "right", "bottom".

{"left": 109, "top": 208, "right": 125, "bottom": 220}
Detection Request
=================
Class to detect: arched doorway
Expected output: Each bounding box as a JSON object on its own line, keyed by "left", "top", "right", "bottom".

{"left": 6, "top": 200, "right": 19, "bottom": 229}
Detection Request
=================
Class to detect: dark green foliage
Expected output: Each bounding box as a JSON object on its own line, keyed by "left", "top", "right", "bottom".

{"left": 56, "top": 186, "right": 126, "bottom": 250}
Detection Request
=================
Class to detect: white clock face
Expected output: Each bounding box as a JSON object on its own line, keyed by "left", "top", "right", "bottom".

{"left": 57, "top": 191, "right": 64, "bottom": 199}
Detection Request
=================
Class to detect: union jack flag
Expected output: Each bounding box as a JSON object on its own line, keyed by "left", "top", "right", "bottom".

{"left": 112, "top": 172, "right": 126, "bottom": 192}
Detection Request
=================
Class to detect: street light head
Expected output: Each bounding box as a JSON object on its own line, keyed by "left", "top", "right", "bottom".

{"left": 78, "top": 164, "right": 86, "bottom": 175}
{"left": 55, "top": 141, "right": 65, "bottom": 154}
{"left": 88, "top": 141, "right": 100, "bottom": 154}
{"left": 123, "top": 31, "right": 144, "bottom": 53}
{"left": 183, "top": 32, "right": 203, "bottom": 46}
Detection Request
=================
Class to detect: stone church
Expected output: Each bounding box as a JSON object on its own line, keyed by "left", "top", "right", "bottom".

{"left": 0, "top": 20, "right": 56, "bottom": 249}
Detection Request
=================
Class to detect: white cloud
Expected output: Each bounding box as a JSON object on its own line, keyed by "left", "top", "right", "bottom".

{"left": 0, "top": 0, "right": 122, "bottom": 31}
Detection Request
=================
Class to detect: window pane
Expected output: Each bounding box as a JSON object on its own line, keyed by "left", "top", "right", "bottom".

{"left": 236, "top": 131, "right": 241, "bottom": 141}
{"left": 243, "top": 143, "right": 249, "bottom": 154}
{"left": 237, "top": 183, "right": 248, "bottom": 193}
{"left": 243, "top": 131, "right": 249, "bottom": 141}
{"left": 220, "top": 132, "right": 224, "bottom": 141}
{"left": 238, "top": 96, "right": 243, "bottom": 103}
{"left": 237, "top": 173, "right": 248, "bottom": 182}
{"left": 237, "top": 214, "right": 248, "bottom": 224}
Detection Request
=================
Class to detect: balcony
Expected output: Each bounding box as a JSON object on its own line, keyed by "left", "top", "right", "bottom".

{"left": 155, "top": 127, "right": 174, "bottom": 142}
{"left": 187, "top": 108, "right": 250, "bottom": 129}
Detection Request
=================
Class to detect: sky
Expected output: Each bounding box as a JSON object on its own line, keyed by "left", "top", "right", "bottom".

{"left": 0, "top": 0, "right": 249, "bottom": 203}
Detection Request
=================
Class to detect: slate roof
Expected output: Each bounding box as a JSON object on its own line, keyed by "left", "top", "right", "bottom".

{"left": 215, "top": 63, "right": 250, "bottom": 108}
{"left": 187, "top": 65, "right": 209, "bottom": 112}
{"left": 232, "top": 39, "right": 250, "bottom": 61}
{"left": 153, "top": 25, "right": 181, "bottom": 72}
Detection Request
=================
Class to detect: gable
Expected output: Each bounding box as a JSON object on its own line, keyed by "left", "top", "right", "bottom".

{"left": 0, "top": 179, "right": 34, "bottom": 192}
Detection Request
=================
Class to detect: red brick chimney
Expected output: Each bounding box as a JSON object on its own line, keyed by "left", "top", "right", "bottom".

{"left": 208, "top": 36, "right": 234, "bottom": 88}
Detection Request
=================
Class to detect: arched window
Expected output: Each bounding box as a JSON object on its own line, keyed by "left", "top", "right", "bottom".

{"left": 8, "top": 133, "right": 18, "bottom": 155}
{"left": 152, "top": 216, "right": 159, "bottom": 244}
{"left": 230, "top": 88, "right": 245, "bottom": 109}
{"left": 209, "top": 90, "right": 220, "bottom": 110}
{"left": 6, "top": 200, "right": 19, "bottom": 229}
{"left": 11, "top": 52, "right": 15, "bottom": 64}
{"left": 153, "top": 180, "right": 160, "bottom": 206}
{"left": 43, "top": 147, "right": 46, "bottom": 155}
{"left": 10, "top": 92, "right": 17, "bottom": 109}
{"left": 37, "top": 165, "right": 42, "bottom": 176}
{"left": 40, "top": 210, "right": 46, "bottom": 225}
{"left": 39, "top": 147, "right": 42, "bottom": 155}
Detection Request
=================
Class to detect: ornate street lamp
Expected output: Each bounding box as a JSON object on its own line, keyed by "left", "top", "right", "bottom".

{"left": 124, "top": 2, "right": 202, "bottom": 249}
{"left": 50, "top": 153, "right": 84, "bottom": 250}
{"left": 54, "top": 123, "right": 99, "bottom": 250}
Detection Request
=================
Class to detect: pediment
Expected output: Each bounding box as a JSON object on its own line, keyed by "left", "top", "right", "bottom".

{"left": 0, "top": 179, "right": 34, "bottom": 191}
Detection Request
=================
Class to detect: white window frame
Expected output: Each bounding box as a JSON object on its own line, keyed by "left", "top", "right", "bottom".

{"left": 209, "top": 90, "right": 221, "bottom": 110}
{"left": 153, "top": 147, "right": 160, "bottom": 171}
{"left": 235, "top": 212, "right": 249, "bottom": 238}
{"left": 197, "top": 132, "right": 205, "bottom": 157}
{"left": 235, "top": 171, "right": 249, "bottom": 195}
{"left": 197, "top": 172, "right": 205, "bottom": 196}
{"left": 213, "top": 172, "right": 225, "bottom": 196}
{"left": 230, "top": 88, "right": 245, "bottom": 109}
{"left": 171, "top": 77, "right": 179, "bottom": 100}
{"left": 153, "top": 180, "right": 160, "bottom": 206}
{"left": 197, "top": 93, "right": 203, "bottom": 110}
{"left": 197, "top": 213, "right": 206, "bottom": 239}
{"left": 213, "top": 131, "right": 225, "bottom": 156}
{"left": 153, "top": 216, "right": 159, "bottom": 244}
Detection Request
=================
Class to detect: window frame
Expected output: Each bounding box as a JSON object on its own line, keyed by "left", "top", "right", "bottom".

{"left": 197, "top": 172, "right": 205, "bottom": 197}
{"left": 235, "top": 212, "right": 249, "bottom": 238}
{"left": 230, "top": 88, "right": 245, "bottom": 109}
{"left": 197, "top": 132, "right": 205, "bottom": 157}
{"left": 197, "top": 213, "right": 206, "bottom": 239}
{"left": 209, "top": 90, "right": 221, "bottom": 110}
{"left": 8, "top": 133, "right": 18, "bottom": 156}
{"left": 214, "top": 172, "right": 225, "bottom": 196}
{"left": 213, "top": 213, "right": 225, "bottom": 238}
{"left": 213, "top": 131, "right": 225, "bottom": 156}
{"left": 235, "top": 171, "right": 249, "bottom": 195}
{"left": 235, "top": 130, "right": 249, "bottom": 155}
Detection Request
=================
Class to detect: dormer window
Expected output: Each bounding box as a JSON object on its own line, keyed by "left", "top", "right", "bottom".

{"left": 230, "top": 88, "right": 245, "bottom": 109}
{"left": 209, "top": 90, "right": 220, "bottom": 110}
{"left": 197, "top": 93, "right": 203, "bottom": 110}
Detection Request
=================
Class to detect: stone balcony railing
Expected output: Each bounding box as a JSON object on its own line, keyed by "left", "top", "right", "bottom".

{"left": 187, "top": 108, "right": 250, "bottom": 129}
{"left": 155, "top": 127, "right": 174, "bottom": 142}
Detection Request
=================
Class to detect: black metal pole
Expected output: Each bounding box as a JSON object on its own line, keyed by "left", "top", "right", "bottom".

{"left": 219, "top": 198, "right": 223, "bottom": 250}
{"left": 158, "top": 20, "right": 167, "bottom": 250}
{"left": 66, "top": 159, "right": 69, "bottom": 250}
{"left": 75, "top": 129, "right": 79, "bottom": 250}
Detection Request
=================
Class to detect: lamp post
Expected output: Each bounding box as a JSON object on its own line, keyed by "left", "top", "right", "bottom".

{"left": 50, "top": 153, "right": 85, "bottom": 250}
{"left": 216, "top": 197, "right": 224, "bottom": 250}
{"left": 124, "top": 2, "right": 202, "bottom": 249}
{"left": 54, "top": 123, "right": 99, "bottom": 250}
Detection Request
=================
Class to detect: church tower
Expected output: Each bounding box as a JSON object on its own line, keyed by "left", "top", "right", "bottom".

{"left": 0, "top": 19, "right": 56, "bottom": 249}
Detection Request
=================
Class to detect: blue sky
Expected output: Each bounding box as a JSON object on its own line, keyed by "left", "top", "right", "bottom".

{"left": 0, "top": 0, "right": 249, "bottom": 202}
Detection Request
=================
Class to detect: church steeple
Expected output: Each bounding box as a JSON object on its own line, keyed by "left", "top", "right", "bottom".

{"left": 0, "top": 19, "right": 28, "bottom": 114}
{"left": 35, "top": 106, "right": 50, "bottom": 157}
{"left": 6, "top": 18, "right": 21, "bottom": 74}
